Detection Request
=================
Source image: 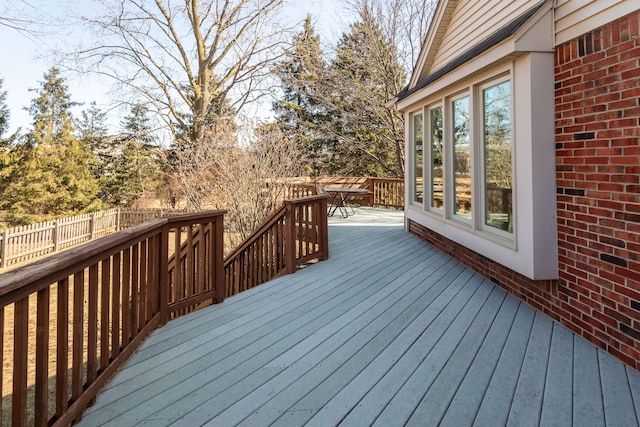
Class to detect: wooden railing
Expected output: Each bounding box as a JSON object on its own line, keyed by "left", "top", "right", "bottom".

{"left": 283, "top": 177, "right": 404, "bottom": 209}
{"left": 224, "top": 195, "right": 329, "bottom": 297}
{"left": 368, "top": 178, "right": 404, "bottom": 208}
{"left": 0, "top": 194, "right": 332, "bottom": 426}
{"left": 0, "top": 211, "right": 225, "bottom": 426}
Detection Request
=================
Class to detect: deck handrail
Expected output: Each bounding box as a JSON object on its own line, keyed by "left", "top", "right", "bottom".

{"left": 0, "top": 211, "right": 225, "bottom": 426}
{"left": 224, "top": 194, "right": 329, "bottom": 297}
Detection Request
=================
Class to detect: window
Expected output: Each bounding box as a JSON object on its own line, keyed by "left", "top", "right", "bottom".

{"left": 410, "top": 75, "right": 514, "bottom": 240}
{"left": 412, "top": 113, "right": 424, "bottom": 204}
{"left": 429, "top": 106, "right": 443, "bottom": 210}
{"left": 482, "top": 79, "right": 512, "bottom": 233}
{"left": 451, "top": 95, "right": 471, "bottom": 220}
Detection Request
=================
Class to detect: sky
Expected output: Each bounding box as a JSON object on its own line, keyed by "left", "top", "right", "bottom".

{"left": 0, "top": 0, "right": 355, "bottom": 136}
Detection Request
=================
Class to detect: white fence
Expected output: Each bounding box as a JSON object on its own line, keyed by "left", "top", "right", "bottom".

{"left": 0, "top": 208, "right": 182, "bottom": 269}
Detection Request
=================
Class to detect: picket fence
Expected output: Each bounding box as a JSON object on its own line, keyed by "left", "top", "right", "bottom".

{"left": 0, "top": 208, "right": 180, "bottom": 269}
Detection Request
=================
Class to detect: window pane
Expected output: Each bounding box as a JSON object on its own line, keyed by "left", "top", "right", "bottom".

{"left": 430, "top": 106, "right": 443, "bottom": 209}
{"left": 483, "top": 80, "right": 512, "bottom": 233}
{"left": 413, "top": 113, "right": 423, "bottom": 203}
{"left": 452, "top": 96, "right": 471, "bottom": 218}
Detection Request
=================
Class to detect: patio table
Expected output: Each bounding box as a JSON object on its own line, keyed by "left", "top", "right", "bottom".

{"left": 325, "top": 188, "right": 369, "bottom": 218}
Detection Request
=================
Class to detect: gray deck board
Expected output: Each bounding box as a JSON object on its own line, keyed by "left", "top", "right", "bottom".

{"left": 539, "top": 323, "right": 574, "bottom": 426}
{"left": 78, "top": 208, "right": 640, "bottom": 427}
{"left": 438, "top": 293, "right": 521, "bottom": 426}
{"left": 573, "top": 336, "right": 606, "bottom": 426}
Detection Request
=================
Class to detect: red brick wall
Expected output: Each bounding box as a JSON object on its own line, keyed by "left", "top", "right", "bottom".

{"left": 408, "top": 10, "right": 640, "bottom": 370}
{"left": 555, "top": 10, "right": 640, "bottom": 369}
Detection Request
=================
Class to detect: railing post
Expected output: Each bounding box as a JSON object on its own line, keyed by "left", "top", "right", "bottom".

{"left": 213, "top": 216, "right": 225, "bottom": 303}
{"left": 284, "top": 202, "right": 296, "bottom": 274}
{"left": 0, "top": 229, "right": 7, "bottom": 268}
{"left": 368, "top": 177, "right": 374, "bottom": 207}
{"left": 159, "top": 224, "right": 169, "bottom": 325}
{"left": 320, "top": 196, "right": 329, "bottom": 260}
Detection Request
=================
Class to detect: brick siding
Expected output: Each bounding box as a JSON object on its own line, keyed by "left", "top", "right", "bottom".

{"left": 555, "top": 9, "right": 640, "bottom": 369}
{"left": 409, "top": 10, "right": 640, "bottom": 370}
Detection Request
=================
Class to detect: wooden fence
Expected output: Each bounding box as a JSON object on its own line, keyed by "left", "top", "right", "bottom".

{"left": 0, "top": 195, "right": 330, "bottom": 426}
{"left": 0, "top": 209, "right": 183, "bottom": 269}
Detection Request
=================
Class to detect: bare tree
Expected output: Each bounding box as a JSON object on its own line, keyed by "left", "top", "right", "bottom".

{"left": 345, "top": 0, "right": 436, "bottom": 74}
{"left": 0, "top": 1, "right": 57, "bottom": 45}
{"left": 71, "top": 0, "right": 286, "bottom": 144}
{"left": 169, "top": 117, "right": 303, "bottom": 251}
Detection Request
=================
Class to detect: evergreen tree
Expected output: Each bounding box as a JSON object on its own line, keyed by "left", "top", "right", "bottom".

{"left": 0, "top": 67, "right": 103, "bottom": 224}
{"left": 0, "top": 78, "right": 13, "bottom": 172}
{"left": 101, "top": 103, "right": 161, "bottom": 206}
{"left": 273, "top": 16, "right": 331, "bottom": 176}
{"left": 78, "top": 101, "right": 112, "bottom": 181}
{"left": 0, "top": 78, "right": 9, "bottom": 141}
{"left": 324, "top": 6, "right": 407, "bottom": 177}
{"left": 78, "top": 101, "right": 109, "bottom": 147}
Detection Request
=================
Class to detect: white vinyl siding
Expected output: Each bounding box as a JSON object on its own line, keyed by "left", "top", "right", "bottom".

{"left": 430, "top": 0, "right": 535, "bottom": 73}
{"left": 555, "top": 0, "right": 638, "bottom": 45}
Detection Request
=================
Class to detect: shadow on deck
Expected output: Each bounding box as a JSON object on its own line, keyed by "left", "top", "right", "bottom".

{"left": 80, "top": 208, "right": 640, "bottom": 426}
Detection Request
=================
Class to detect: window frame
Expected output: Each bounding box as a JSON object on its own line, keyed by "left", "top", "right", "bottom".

{"left": 448, "top": 92, "right": 473, "bottom": 226}
{"left": 410, "top": 110, "right": 424, "bottom": 206}
{"left": 427, "top": 104, "right": 444, "bottom": 214}
{"left": 408, "top": 66, "right": 516, "bottom": 247}
{"left": 477, "top": 75, "right": 515, "bottom": 240}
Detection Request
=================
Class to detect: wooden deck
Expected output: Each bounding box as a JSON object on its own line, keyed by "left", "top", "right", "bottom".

{"left": 79, "top": 208, "right": 640, "bottom": 426}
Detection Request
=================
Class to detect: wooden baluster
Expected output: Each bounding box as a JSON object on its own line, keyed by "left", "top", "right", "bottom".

{"left": 35, "top": 287, "right": 50, "bottom": 426}
{"left": 147, "top": 235, "right": 157, "bottom": 319}
{"left": 214, "top": 217, "right": 225, "bottom": 303}
{"left": 111, "top": 254, "right": 121, "bottom": 357}
{"left": 285, "top": 202, "right": 296, "bottom": 274}
{"left": 198, "top": 224, "right": 206, "bottom": 296}
{"left": 131, "top": 243, "right": 139, "bottom": 332}
{"left": 13, "top": 297, "right": 29, "bottom": 426}
{"left": 139, "top": 239, "right": 147, "bottom": 326}
{"left": 159, "top": 225, "right": 169, "bottom": 325}
{"left": 122, "top": 248, "right": 131, "bottom": 345}
{"left": 88, "top": 264, "right": 98, "bottom": 386}
{"left": 56, "top": 278, "right": 69, "bottom": 418}
{"left": 101, "top": 257, "right": 111, "bottom": 371}
{"left": 186, "top": 226, "right": 194, "bottom": 306}
{"left": 174, "top": 227, "right": 182, "bottom": 306}
{"left": 72, "top": 271, "right": 85, "bottom": 404}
